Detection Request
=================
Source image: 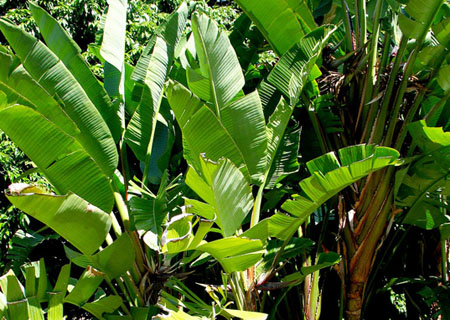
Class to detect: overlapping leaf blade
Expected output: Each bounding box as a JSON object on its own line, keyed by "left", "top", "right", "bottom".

{"left": 0, "top": 19, "right": 118, "bottom": 179}
{"left": 0, "top": 52, "right": 78, "bottom": 137}
{"left": 197, "top": 237, "right": 265, "bottom": 273}
{"left": 125, "top": 3, "right": 188, "bottom": 162}
{"left": 397, "top": 121, "right": 450, "bottom": 229}
{"left": 189, "top": 12, "right": 245, "bottom": 115}
{"left": 267, "top": 25, "right": 336, "bottom": 105}
{"left": 399, "top": 0, "right": 444, "bottom": 39}
{"left": 234, "top": 0, "right": 316, "bottom": 55}
{"left": 29, "top": 2, "right": 122, "bottom": 142}
{"left": 166, "top": 81, "right": 268, "bottom": 183}
{"left": 265, "top": 98, "right": 300, "bottom": 188}
{"left": 244, "top": 145, "right": 401, "bottom": 240}
{"left": 0, "top": 105, "right": 115, "bottom": 212}
{"left": 185, "top": 157, "right": 253, "bottom": 237}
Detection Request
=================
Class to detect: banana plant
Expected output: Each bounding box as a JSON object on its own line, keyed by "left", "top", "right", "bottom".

{"left": 0, "top": 0, "right": 193, "bottom": 318}
{"left": 1, "top": 1, "right": 449, "bottom": 319}
{"left": 233, "top": 0, "right": 450, "bottom": 319}
{"left": 163, "top": 8, "right": 407, "bottom": 317}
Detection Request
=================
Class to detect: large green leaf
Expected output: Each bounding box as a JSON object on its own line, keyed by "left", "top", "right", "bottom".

{"left": 64, "top": 268, "right": 104, "bottom": 306}
{"left": 0, "top": 105, "right": 114, "bottom": 212}
{"left": 234, "top": 0, "right": 316, "bottom": 55}
{"left": 125, "top": 3, "right": 188, "bottom": 162}
{"left": 166, "top": 81, "right": 268, "bottom": 183}
{"left": 185, "top": 157, "right": 253, "bottom": 237}
{"left": 267, "top": 25, "right": 336, "bottom": 106}
{"left": 244, "top": 145, "right": 401, "bottom": 240}
{"left": 82, "top": 295, "right": 123, "bottom": 319}
{"left": 397, "top": 121, "right": 450, "bottom": 229}
{"left": 0, "top": 52, "right": 78, "bottom": 137}
{"left": 6, "top": 184, "right": 111, "bottom": 256}
{"left": 433, "top": 17, "right": 450, "bottom": 49}
{"left": 189, "top": 12, "right": 245, "bottom": 116}
{"left": 0, "top": 19, "right": 118, "bottom": 179}
{"left": 29, "top": 2, "right": 122, "bottom": 142}
{"left": 265, "top": 98, "right": 298, "bottom": 188}
{"left": 101, "top": 0, "right": 127, "bottom": 97}
{"left": 129, "top": 196, "right": 168, "bottom": 234}
{"left": 399, "top": 0, "right": 444, "bottom": 39}
{"left": 197, "top": 237, "right": 265, "bottom": 273}
{"left": 92, "top": 233, "right": 135, "bottom": 279}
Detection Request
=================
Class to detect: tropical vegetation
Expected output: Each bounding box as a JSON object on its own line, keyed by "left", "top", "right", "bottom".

{"left": 0, "top": 0, "right": 449, "bottom": 319}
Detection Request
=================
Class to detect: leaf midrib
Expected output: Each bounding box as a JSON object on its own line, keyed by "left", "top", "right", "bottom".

{"left": 194, "top": 16, "right": 221, "bottom": 118}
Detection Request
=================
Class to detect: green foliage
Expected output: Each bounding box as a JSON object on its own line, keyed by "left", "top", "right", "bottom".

{"left": 0, "top": 131, "right": 49, "bottom": 273}
{"left": 0, "top": 259, "right": 123, "bottom": 320}
{"left": 0, "top": 0, "right": 449, "bottom": 319}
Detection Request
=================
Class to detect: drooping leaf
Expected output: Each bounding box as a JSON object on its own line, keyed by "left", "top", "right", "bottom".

{"left": 7, "top": 184, "right": 111, "bottom": 256}
{"left": 244, "top": 145, "right": 401, "bottom": 240}
{"left": 258, "top": 238, "right": 314, "bottom": 275}
{"left": 281, "top": 252, "right": 340, "bottom": 285}
{"left": 82, "top": 295, "right": 123, "bottom": 320}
